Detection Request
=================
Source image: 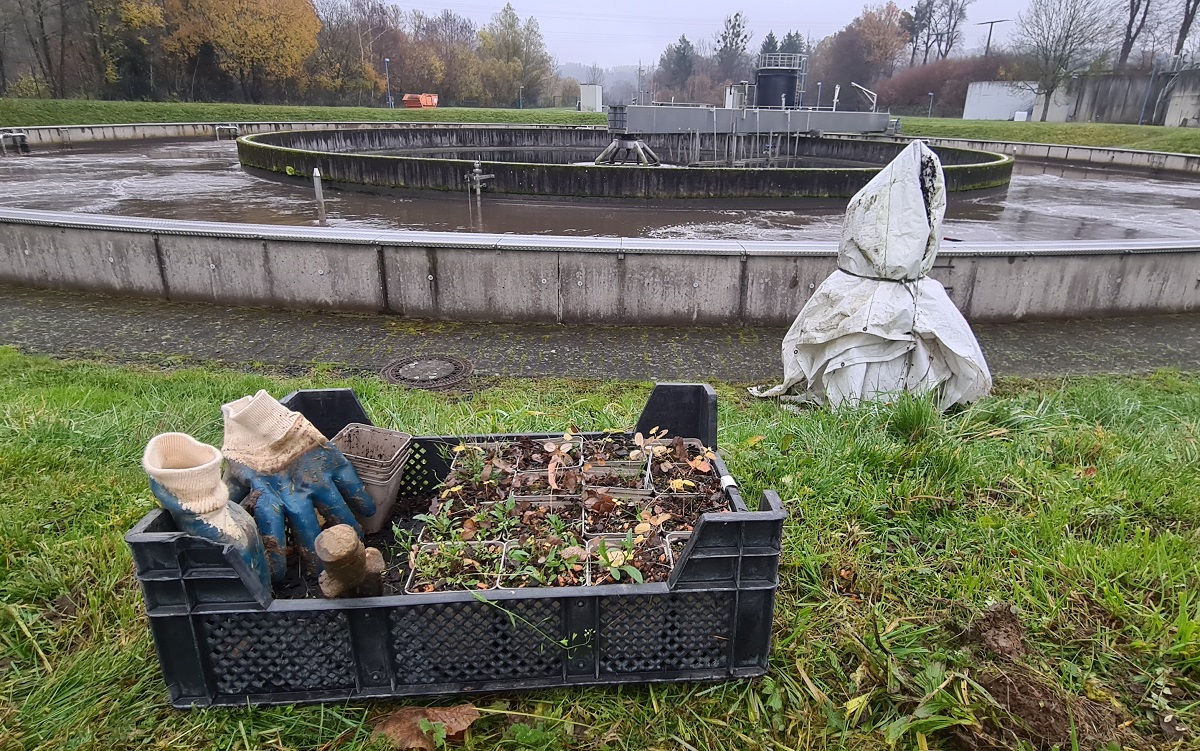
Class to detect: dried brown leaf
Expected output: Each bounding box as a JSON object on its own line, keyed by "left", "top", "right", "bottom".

{"left": 560, "top": 545, "right": 589, "bottom": 560}
{"left": 372, "top": 704, "right": 480, "bottom": 749}
{"left": 672, "top": 435, "right": 687, "bottom": 462}
{"left": 585, "top": 490, "right": 617, "bottom": 514}
{"left": 461, "top": 518, "right": 478, "bottom": 541}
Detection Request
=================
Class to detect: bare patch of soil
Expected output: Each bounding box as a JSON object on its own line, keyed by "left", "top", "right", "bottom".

{"left": 972, "top": 603, "right": 1027, "bottom": 661}
{"left": 956, "top": 666, "right": 1124, "bottom": 751}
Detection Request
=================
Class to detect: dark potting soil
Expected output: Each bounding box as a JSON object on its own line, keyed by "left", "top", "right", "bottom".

{"left": 408, "top": 541, "right": 505, "bottom": 593}
{"left": 589, "top": 534, "right": 671, "bottom": 585}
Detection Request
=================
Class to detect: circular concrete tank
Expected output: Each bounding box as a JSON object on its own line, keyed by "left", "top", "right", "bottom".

{"left": 236, "top": 125, "right": 1013, "bottom": 199}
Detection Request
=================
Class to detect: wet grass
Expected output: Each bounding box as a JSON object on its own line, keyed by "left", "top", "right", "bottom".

{"left": 6, "top": 100, "right": 1200, "bottom": 155}
{"left": 0, "top": 98, "right": 607, "bottom": 128}
{"left": 904, "top": 116, "right": 1200, "bottom": 155}
{"left": 2, "top": 347, "right": 1198, "bottom": 749}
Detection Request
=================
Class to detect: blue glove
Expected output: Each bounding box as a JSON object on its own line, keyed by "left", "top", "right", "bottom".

{"left": 222, "top": 391, "right": 375, "bottom": 581}
{"left": 225, "top": 446, "right": 376, "bottom": 579}
{"left": 143, "top": 433, "right": 272, "bottom": 592}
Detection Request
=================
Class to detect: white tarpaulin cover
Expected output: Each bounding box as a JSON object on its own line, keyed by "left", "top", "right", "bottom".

{"left": 750, "top": 141, "right": 992, "bottom": 410}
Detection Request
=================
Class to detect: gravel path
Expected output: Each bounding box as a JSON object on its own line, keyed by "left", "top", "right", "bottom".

{"left": 2, "top": 285, "right": 1197, "bottom": 381}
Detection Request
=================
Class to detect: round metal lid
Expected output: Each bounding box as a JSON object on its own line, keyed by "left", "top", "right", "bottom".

{"left": 381, "top": 355, "right": 473, "bottom": 389}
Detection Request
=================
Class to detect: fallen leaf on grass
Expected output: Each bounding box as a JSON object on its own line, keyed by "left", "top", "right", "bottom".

{"left": 745, "top": 435, "right": 766, "bottom": 448}
{"left": 373, "top": 704, "right": 481, "bottom": 749}
{"left": 1159, "top": 712, "right": 1189, "bottom": 742}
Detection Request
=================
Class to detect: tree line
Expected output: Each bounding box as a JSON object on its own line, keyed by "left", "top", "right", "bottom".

{"left": 0, "top": 0, "right": 564, "bottom": 106}
{"left": 645, "top": 0, "right": 1200, "bottom": 120}
{"left": 2, "top": 0, "right": 1198, "bottom": 118}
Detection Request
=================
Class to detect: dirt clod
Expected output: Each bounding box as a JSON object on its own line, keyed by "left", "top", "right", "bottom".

{"left": 965, "top": 667, "right": 1123, "bottom": 751}
{"left": 44, "top": 594, "right": 78, "bottom": 625}
{"left": 973, "top": 602, "right": 1026, "bottom": 660}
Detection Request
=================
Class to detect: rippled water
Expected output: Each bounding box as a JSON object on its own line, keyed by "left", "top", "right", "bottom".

{"left": 3, "top": 139, "right": 1199, "bottom": 241}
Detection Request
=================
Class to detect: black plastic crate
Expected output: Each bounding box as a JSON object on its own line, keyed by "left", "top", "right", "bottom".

{"left": 125, "top": 384, "right": 785, "bottom": 708}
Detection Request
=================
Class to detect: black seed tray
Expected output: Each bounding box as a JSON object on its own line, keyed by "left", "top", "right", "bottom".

{"left": 126, "top": 384, "right": 785, "bottom": 708}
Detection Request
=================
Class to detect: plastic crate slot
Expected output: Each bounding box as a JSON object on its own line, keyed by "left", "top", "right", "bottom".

{"left": 203, "top": 611, "right": 357, "bottom": 696}
{"left": 597, "top": 592, "right": 732, "bottom": 674}
{"left": 390, "top": 600, "right": 564, "bottom": 685}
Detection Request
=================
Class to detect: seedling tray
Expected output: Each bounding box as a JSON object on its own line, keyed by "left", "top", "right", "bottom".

{"left": 126, "top": 384, "right": 784, "bottom": 708}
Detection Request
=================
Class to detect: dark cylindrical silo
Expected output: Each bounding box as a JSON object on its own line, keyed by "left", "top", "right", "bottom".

{"left": 755, "top": 69, "right": 799, "bottom": 108}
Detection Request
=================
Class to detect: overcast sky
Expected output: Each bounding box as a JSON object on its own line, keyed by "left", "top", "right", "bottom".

{"left": 396, "top": 0, "right": 1027, "bottom": 68}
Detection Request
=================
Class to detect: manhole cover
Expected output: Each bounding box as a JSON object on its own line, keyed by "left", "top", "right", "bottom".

{"left": 381, "top": 355, "right": 473, "bottom": 389}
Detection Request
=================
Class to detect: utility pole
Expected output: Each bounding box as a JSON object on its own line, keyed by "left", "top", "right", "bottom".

{"left": 636, "top": 61, "right": 644, "bottom": 106}
{"left": 976, "top": 19, "right": 1012, "bottom": 57}
{"left": 383, "top": 57, "right": 393, "bottom": 108}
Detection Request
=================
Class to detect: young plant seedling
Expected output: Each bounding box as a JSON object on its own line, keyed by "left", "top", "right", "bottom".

{"left": 407, "top": 540, "right": 505, "bottom": 593}
{"left": 592, "top": 534, "right": 644, "bottom": 584}
{"left": 504, "top": 538, "right": 589, "bottom": 587}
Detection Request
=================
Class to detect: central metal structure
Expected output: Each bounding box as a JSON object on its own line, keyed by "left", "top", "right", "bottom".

{"left": 598, "top": 53, "right": 890, "bottom": 165}
{"left": 594, "top": 134, "right": 662, "bottom": 166}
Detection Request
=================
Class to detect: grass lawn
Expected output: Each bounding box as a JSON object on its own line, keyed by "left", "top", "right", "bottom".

{"left": 6, "top": 99, "right": 1200, "bottom": 155}
{"left": 903, "top": 116, "right": 1200, "bottom": 155}
{"left": 0, "top": 98, "right": 607, "bottom": 129}
{"left": 2, "top": 347, "right": 1198, "bottom": 749}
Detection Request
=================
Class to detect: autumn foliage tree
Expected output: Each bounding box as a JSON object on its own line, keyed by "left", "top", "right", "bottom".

{"left": 1, "top": 0, "right": 560, "bottom": 107}
{"left": 808, "top": 2, "right": 909, "bottom": 104}
{"left": 853, "top": 3, "right": 910, "bottom": 79}
{"left": 210, "top": 0, "right": 320, "bottom": 101}
{"left": 478, "top": 3, "right": 554, "bottom": 107}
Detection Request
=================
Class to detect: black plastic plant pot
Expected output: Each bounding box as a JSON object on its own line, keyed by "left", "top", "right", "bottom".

{"left": 125, "top": 383, "right": 786, "bottom": 708}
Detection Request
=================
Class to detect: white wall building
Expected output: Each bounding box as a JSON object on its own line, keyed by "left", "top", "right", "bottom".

{"left": 963, "top": 81, "right": 1036, "bottom": 120}
{"left": 580, "top": 84, "right": 604, "bottom": 112}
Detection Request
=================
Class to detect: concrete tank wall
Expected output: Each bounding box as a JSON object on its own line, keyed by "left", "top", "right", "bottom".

{"left": 8, "top": 119, "right": 1195, "bottom": 173}
{"left": 236, "top": 127, "right": 1012, "bottom": 198}
{"left": 8, "top": 120, "right": 604, "bottom": 147}
{"left": 834, "top": 134, "right": 1200, "bottom": 175}
{"left": 2, "top": 208, "right": 1196, "bottom": 325}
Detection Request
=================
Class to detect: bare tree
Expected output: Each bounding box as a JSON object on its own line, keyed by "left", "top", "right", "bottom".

{"left": 901, "top": 0, "right": 936, "bottom": 65}
{"left": 1015, "top": 0, "right": 1114, "bottom": 120}
{"left": 0, "top": 1, "right": 12, "bottom": 92}
{"left": 1116, "top": 0, "right": 1154, "bottom": 70}
{"left": 714, "top": 11, "right": 752, "bottom": 80}
{"left": 583, "top": 62, "right": 605, "bottom": 85}
{"left": 932, "top": 0, "right": 973, "bottom": 59}
{"left": 1176, "top": 0, "right": 1200, "bottom": 55}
